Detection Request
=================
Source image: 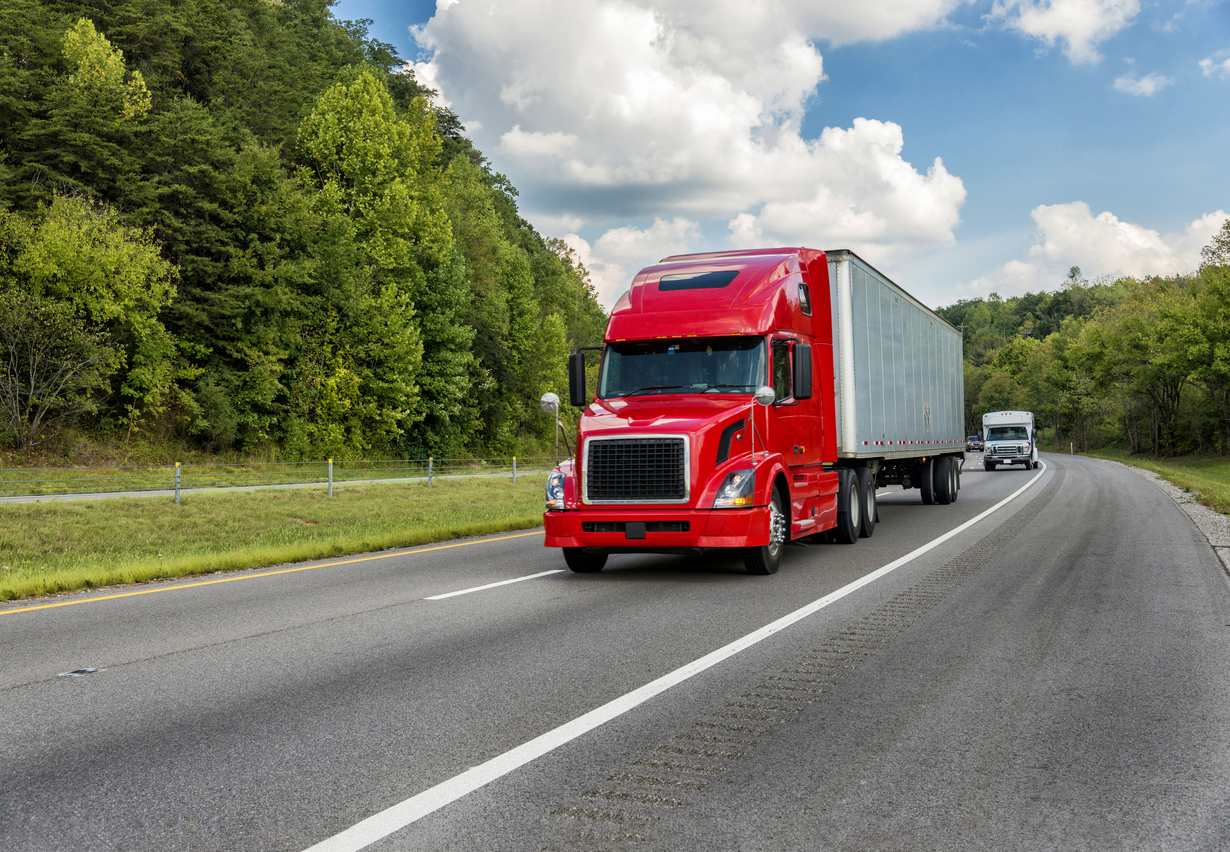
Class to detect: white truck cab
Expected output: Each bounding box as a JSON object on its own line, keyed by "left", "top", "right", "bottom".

{"left": 982, "top": 410, "right": 1038, "bottom": 470}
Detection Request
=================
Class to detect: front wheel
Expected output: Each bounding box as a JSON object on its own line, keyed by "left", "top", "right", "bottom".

{"left": 563, "top": 548, "right": 607, "bottom": 573}
{"left": 984, "top": 460, "right": 997, "bottom": 471}
{"left": 744, "top": 487, "right": 787, "bottom": 574}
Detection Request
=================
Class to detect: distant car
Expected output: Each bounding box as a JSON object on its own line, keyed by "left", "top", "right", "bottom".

{"left": 966, "top": 435, "right": 983, "bottom": 452}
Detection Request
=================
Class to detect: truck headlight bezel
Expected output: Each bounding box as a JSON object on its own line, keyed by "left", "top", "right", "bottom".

{"left": 712, "top": 469, "right": 755, "bottom": 509}
{"left": 546, "top": 470, "right": 567, "bottom": 510}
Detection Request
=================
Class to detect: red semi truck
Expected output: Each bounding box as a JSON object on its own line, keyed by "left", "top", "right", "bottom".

{"left": 543, "top": 247, "right": 965, "bottom": 575}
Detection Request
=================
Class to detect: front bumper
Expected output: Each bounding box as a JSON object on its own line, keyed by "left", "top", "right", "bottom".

{"left": 544, "top": 506, "right": 771, "bottom": 550}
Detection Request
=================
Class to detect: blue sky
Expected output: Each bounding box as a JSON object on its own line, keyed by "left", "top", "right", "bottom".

{"left": 333, "top": 0, "right": 1230, "bottom": 309}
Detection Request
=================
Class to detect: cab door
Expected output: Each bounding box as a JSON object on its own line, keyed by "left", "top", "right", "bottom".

{"left": 768, "top": 336, "right": 824, "bottom": 534}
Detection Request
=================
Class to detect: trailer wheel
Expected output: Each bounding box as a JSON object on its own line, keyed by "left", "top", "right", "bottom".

{"left": 920, "top": 458, "right": 936, "bottom": 505}
{"left": 936, "top": 457, "right": 955, "bottom": 505}
{"left": 857, "top": 467, "right": 876, "bottom": 538}
{"left": 744, "top": 487, "right": 787, "bottom": 574}
{"left": 833, "top": 471, "right": 861, "bottom": 544}
{"left": 563, "top": 548, "right": 607, "bottom": 573}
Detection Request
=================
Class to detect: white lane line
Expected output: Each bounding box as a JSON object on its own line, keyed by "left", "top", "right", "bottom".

{"left": 426, "top": 570, "right": 567, "bottom": 600}
{"left": 303, "top": 463, "right": 1048, "bottom": 852}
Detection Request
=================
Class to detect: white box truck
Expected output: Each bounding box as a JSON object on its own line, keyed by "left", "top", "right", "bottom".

{"left": 982, "top": 410, "right": 1037, "bottom": 470}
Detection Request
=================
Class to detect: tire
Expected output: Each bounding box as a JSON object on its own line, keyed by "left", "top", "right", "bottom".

{"left": 744, "top": 486, "right": 787, "bottom": 574}
{"left": 563, "top": 548, "right": 607, "bottom": 573}
{"left": 984, "top": 460, "right": 997, "bottom": 471}
{"left": 936, "top": 456, "right": 954, "bottom": 505}
{"left": 832, "top": 471, "right": 861, "bottom": 544}
{"left": 857, "top": 467, "right": 876, "bottom": 538}
{"left": 920, "top": 457, "right": 936, "bottom": 505}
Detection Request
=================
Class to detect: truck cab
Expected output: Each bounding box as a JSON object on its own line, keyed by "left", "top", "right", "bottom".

{"left": 543, "top": 249, "right": 839, "bottom": 576}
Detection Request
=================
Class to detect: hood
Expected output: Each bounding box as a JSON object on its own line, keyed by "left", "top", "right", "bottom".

{"left": 580, "top": 396, "right": 750, "bottom": 437}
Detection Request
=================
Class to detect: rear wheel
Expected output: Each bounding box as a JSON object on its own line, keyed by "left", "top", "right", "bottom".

{"left": 744, "top": 487, "right": 787, "bottom": 574}
{"left": 563, "top": 548, "right": 607, "bottom": 573}
{"left": 936, "top": 457, "right": 955, "bottom": 504}
{"left": 857, "top": 467, "right": 876, "bottom": 538}
{"left": 920, "top": 458, "right": 936, "bottom": 505}
{"left": 833, "top": 471, "right": 861, "bottom": 544}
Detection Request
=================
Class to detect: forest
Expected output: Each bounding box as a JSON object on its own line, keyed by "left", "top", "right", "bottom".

{"left": 0, "top": 0, "right": 608, "bottom": 462}
{"left": 936, "top": 221, "right": 1230, "bottom": 458}
{"left": 3, "top": 3, "right": 1227, "bottom": 466}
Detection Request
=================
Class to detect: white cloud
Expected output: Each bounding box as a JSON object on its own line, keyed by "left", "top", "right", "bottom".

{"left": 1113, "top": 72, "right": 1172, "bottom": 95}
{"left": 960, "top": 204, "right": 1230, "bottom": 298}
{"left": 989, "top": 0, "right": 1141, "bottom": 64}
{"left": 564, "top": 218, "right": 704, "bottom": 305}
{"left": 724, "top": 118, "right": 967, "bottom": 267}
{"left": 413, "top": 0, "right": 970, "bottom": 284}
{"left": 1200, "top": 55, "right": 1230, "bottom": 78}
{"left": 957, "top": 260, "right": 1044, "bottom": 299}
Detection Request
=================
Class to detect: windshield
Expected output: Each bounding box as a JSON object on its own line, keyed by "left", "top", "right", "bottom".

{"left": 598, "top": 336, "right": 766, "bottom": 398}
{"left": 988, "top": 426, "right": 1029, "bottom": 441}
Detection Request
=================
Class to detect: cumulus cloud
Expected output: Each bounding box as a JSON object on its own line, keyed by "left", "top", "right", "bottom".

{"left": 564, "top": 218, "right": 704, "bottom": 305}
{"left": 989, "top": 0, "right": 1141, "bottom": 64}
{"left": 724, "top": 118, "right": 967, "bottom": 266}
{"left": 411, "top": 0, "right": 974, "bottom": 306}
{"left": 958, "top": 204, "right": 1230, "bottom": 298}
{"left": 1113, "top": 72, "right": 1172, "bottom": 95}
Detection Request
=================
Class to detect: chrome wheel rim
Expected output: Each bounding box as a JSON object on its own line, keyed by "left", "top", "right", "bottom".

{"left": 767, "top": 497, "right": 787, "bottom": 558}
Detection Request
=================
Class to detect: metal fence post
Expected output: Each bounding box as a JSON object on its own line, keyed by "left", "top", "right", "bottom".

{"left": 174, "top": 462, "right": 180, "bottom": 505}
{"left": 328, "top": 458, "right": 333, "bottom": 497}
{"left": 428, "top": 456, "right": 433, "bottom": 487}
{"left": 513, "top": 456, "right": 517, "bottom": 484}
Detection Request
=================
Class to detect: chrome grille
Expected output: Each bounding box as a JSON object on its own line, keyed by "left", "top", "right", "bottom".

{"left": 991, "top": 444, "right": 1024, "bottom": 457}
{"left": 584, "top": 436, "right": 688, "bottom": 503}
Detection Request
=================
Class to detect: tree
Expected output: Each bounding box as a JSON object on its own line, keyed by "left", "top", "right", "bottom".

{"left": 294, "top": 68, "right": 458, "bottom": 453}
{"left": 0, "top": 195, "right": 180, "bottom": 441}
{"left": 0, "top": 291, "right": 115, "bottom": 449}
{"left": 1201, "top": 218, "right": 1230, "bottom": 269}
{"left": 61, "top": 18, "right": 151, "bottom": 122}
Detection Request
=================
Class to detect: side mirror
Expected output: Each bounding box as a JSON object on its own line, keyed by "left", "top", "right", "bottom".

{"left": 754, "top": 385, "right": 776, "bottom": 406}
{"left": 568, "top": 352, "right": 587, "bottom": 407}
{"left": 540, "top": 392, "right": 560, "bottom": 414}
{"left": 793, "top": 343, "right": 812, "bottom": 400}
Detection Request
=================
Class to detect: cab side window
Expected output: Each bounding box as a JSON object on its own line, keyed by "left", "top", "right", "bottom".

{"left": 771, "top": 338, "right": 793, "bottom": 404}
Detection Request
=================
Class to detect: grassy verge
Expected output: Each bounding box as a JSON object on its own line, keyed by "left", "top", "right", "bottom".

{"left": 1083, "top": 449, "right": 1230, "bottom": 515}
{"left": 0, "top": 475, "right": 546, "bottom": 602}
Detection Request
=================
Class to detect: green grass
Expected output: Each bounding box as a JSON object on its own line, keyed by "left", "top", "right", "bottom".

{"left": 0, "top": 475, "right": 547, "bottom": 602}
{"left": 1084, "top": 449, "right": 1230, "bottom": 515}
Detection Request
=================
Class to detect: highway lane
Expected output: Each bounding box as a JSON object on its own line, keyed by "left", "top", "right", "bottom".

{"left": 2, "top": 455, "right": 1228, "bottom": 851}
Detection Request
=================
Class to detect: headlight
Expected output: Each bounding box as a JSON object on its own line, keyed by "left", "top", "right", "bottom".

{"left": 713, "top": 469, "right": 755, "bottom": 508}
{"left": 546, "top": 471, "right": 566, "bottom": 510}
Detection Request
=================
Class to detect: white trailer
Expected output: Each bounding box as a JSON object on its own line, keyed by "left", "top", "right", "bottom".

{"left": 982, "top": 410, "right": 1037, "bottom": 470}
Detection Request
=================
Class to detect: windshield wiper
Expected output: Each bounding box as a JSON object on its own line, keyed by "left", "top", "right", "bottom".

{"left": 618, "top": 385, "right": 683, "bottom": 397}
{"left": 700, "top": 383, "right": 756, "bottom": 393}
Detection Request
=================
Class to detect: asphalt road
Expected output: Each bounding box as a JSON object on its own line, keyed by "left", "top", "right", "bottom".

{"left": 2, "top": 454, "right": 1228, "bottom": 851}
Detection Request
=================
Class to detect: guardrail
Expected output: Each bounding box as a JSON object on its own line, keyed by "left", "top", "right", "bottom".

{"left": 0, "top": 456, "right": 561, "bottom": 501}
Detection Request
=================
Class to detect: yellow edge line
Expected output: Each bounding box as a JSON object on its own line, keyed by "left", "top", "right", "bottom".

{"left": 0, "top": 531, "right": 544, "bottom": 617}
